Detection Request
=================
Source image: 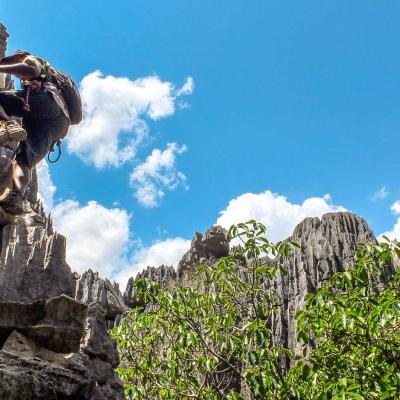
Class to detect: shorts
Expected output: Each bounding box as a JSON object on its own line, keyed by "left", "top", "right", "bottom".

{"left": 0, "top": 90, "right": 70, "bottom": 168}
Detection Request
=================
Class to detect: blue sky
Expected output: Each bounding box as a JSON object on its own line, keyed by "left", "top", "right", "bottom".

{"left": 2, "top": 1, "right": 400, "bottom": 286}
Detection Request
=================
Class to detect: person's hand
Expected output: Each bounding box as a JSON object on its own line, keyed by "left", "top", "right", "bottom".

{"left": 28, "top": 80, "right": 41, "bottom": 92}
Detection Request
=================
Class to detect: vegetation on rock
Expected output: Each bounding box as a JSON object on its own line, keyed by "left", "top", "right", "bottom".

{"left": 111, "top": 222, "right": 400, "bottom": 399}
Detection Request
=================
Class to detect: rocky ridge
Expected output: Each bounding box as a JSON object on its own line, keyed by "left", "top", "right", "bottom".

{"left": 0, "top": 169, "right": 126, "bottom": 399}
{"left": 122, "top": 212, "right": 379, "bottom": 362}
{"left": 0, "top": 164, "right": 380, "bottom": 399}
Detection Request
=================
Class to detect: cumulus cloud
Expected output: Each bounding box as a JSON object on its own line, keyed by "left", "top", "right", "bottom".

{"left": 378, "top": 201, "right": 400, "bottom": 241}
{"left": 391, "top": 201, "right": 400, "bottom": 215}
{"left": 67, "top": 71, "right": 194, "bottom": 168}
{"left": 35, "top": 160, "right": 131, "bottom": 279}
{"left": 112, "top": 237, "right": 190, "bottom": 290}
{"left": 52, "top": 200, "right": 131, "bottom": 279}
{"left": 35, "top": 160, "right": 189, "bottom": 288}
{"left": 36, "top": 161, "right": 56, "bottom": 211}
{"left": 217, "top": 191, "right": 347, "bottom": 242}
{"left": 370, "top": 186, "right": 389, "bottom": 202}
{"left": 130, "top": 143, "right": 188, "bottom": 207}
{"left": 52, "top": 197, "right": 189, "bottom": 289}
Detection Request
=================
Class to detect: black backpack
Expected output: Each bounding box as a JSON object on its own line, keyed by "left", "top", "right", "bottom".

{"left": 30, "top": 56, "right": 83, "bottom": 125}
{"left": 50, "top": 70, "right": 83, "bottom": 125}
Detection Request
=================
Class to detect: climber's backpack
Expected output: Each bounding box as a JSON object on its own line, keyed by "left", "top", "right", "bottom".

{"left": 25, "top": 55, "right": 83, "bottom": 125}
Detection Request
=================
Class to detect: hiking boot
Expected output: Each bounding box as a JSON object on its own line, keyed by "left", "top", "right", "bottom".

{"left": 0, "top": 121, "right": 27, "bottom": 146}
{"left": 0, "top": 190, "right": 27, "bottom": 215}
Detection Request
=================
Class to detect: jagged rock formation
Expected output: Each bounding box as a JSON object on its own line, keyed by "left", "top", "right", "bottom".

{"left": 76, "top": 269, "right": 128, "bottom": 322}
{"left": 123, "top": 212, "right": 380, "bottom": 364}
{"left": 177, "top": 225, "right": 229, "bottom": 276}
{"left": 0, "top": 209, "right": 76, "bottom": 302}
{"left": 124, "top": 265, "right": 177, "bottom": 307}
{"left": 123, "top": 226, "right": 230, "bottom": 307}
{"left": 0, "top": 168, "right": 125, "bottom": 399}
{"left": 272, "top": 212, "right": 378, "bottom": 366}
{"left": 0, "top": 298, "right": 122, "bottom": 399}
{"left": 0, "top": 25, "right": 126, "bottom": 398}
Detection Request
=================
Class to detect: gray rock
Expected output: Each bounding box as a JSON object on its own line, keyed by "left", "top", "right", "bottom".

{"left": 0, "top": 329, "right": 124, "bottom": 399}
{"left": 177, "top": 225, "right": 229, "bottom": 276}
{"left": 80, "top": 303, "right": 120, "bottom": 367}
{"left": 124, "top": 264, "right": 177, "bottom": 307}
{"left": 271, "top": 212, "right": 379, "bottom": 367}
{"left": 0, "top": 212, "right": 75, "bottom": 303}
{"left": 76, "top": 269, "right": 128, "bottom": 321}
{"left": 0, "top": 296, "right": 124, "bottom": 399}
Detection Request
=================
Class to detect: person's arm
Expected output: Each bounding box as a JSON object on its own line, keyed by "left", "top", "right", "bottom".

{"left": 0, "top": 63, "right": 40, "bottom": 80}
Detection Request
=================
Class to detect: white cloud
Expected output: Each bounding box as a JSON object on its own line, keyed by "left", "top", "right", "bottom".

{"left": 378, "top": 201, "right": 400, "bottom": 241}
{"left": 35, "top": 159, "right": 189, "bottom": 288}
{"left": 175, "top": 76, "right": 194, "bottom": 96}
{"left": 370, "top": 186, "right": 389, "bottom": 202}
{"left": 37, "top": 160, "right": 350, "bottom": 290}
{"left": 67, "top": 72, "right": 194, "bottom": 168}
{"left": 112, "top": 237, "right": 191, "bottom": 290}
{"left": 217, "top": 191, "right": 346, "bottom": 242}
{"left": 130, "top": 143, "right": 188, "bottom": 207}
{"left": 52, "top": 200, "right": 131, "bottom": 279}
{"left": 391, "top": 201, "right": 400, "bottom": 215}
{"left": 36, "top": 161, "right": 56, "bottom": 211}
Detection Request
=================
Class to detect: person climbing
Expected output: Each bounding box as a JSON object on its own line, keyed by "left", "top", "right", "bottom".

{"left": 0, "top": 50, "right": 82, "bottom": 214}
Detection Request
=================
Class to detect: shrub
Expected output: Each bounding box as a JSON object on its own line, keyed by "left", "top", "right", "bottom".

{"left": 111, "top": 223, "right": 400, "bottom": 399}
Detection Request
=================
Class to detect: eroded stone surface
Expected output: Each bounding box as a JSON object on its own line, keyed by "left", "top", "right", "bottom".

{"left": 0, "top": 295, "right": 123, "bottom": 399}
{"left": 272, "top": 212, "right": 379, "bottom": 367}
{"left": 0, "top": 172, "right": 124, "bottom": 398}
{"left": 124, "top": 265, "right": 177, "bottom": 307}
{"left": 177, "top": 225, "right": 229, "bottom": 277}
{"left": 76, "top": 269, "right": 128, "bottom": 321}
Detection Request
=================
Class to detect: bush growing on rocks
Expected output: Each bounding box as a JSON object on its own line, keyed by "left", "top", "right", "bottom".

{"left": 112, "top": 222, "right": 400, "bottom": 399}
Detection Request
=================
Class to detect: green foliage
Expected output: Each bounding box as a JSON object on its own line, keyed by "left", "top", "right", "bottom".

{"left": 111, "top": 221, "right": 298, "bottom": 399}
{"left": 111, "top": 223, "right": 400, "bottom": 399}
{"left": 288, "top": 239, "right": 400, "bottom": 399}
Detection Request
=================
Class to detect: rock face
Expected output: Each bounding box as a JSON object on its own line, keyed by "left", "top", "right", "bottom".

{"left": 76, "top": 269, "right": 128, "bottom": 323}
{"left": 0, "top": 169, "right": 381, "bottom": 399}
{"left": 123, "top": 214, "right": 379, "bottom": 360}
{"left": 272, "top": 212, "right": 378, "bottom": 366}
{"left": 0, "top": 170, "right": 124, "bottom": 399}
{"left": 0, "top": 25, "right": 125, "bottom": 399}
{"left": 124, "top": 265, "right": 177, "bottom": 307}
{"left": 0, "top": 302, "right": 122, "bottom": 399}
{"left": 177, "top": 225, "right": 229, "bottom": 276}
{"left": 0, "top": 207, "right": 76, "bottom": 302}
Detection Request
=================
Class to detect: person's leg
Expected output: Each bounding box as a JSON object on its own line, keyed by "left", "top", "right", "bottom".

{"left": 0, "top": 158, "right": 30, "bottom": 214}
{"left": 12, "top": 160, "right": 31, "bottom": 196}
